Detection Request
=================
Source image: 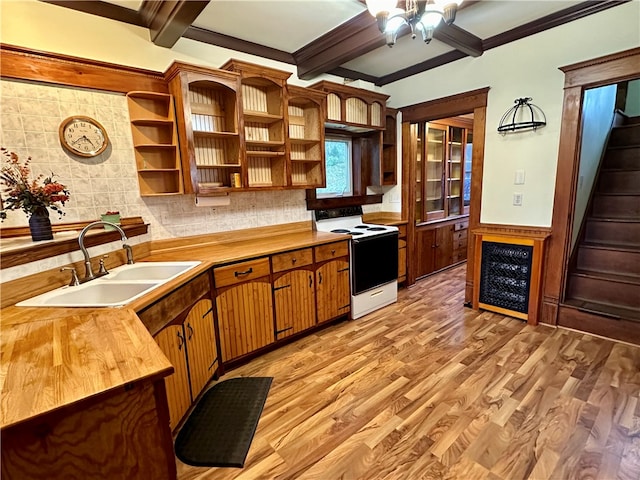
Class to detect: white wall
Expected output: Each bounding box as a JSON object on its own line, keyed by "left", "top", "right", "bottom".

{"left": 626, "top": 79, "right": 640, "bottom": 117}
{"left": 384, "top": 1, "right": 640, "bottom": 227}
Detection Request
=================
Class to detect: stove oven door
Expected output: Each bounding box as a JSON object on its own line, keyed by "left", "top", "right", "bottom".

{"left": 351, "top": 231, "right": 399, "bottom": 295}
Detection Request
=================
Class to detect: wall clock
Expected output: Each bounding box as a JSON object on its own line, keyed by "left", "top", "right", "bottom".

{"left": 59, "top": 116, "right": 109, "bottom": 157}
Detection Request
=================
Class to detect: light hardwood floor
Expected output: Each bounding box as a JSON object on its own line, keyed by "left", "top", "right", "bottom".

{"left": 176, "top": 264, "right": 640, "bottom": 480}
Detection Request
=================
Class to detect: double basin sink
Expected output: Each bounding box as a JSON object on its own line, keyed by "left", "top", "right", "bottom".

{"left": 17, "top": 261, "right": 201, "bottom": 308}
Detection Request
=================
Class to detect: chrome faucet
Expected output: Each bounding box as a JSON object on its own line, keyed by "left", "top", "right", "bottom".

{"left": 78, "top": 221, "right": 134, "bottom": 282}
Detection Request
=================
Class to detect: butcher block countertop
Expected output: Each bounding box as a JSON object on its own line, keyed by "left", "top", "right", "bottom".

{"left": 0, "top": 223, "right": 348, "bottom": 430}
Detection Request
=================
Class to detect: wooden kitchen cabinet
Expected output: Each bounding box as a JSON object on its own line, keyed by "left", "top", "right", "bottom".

{"left": 165, "top": 61, "right": 242, "bottom": 194}
{"left": 154, "top": 325, "right": 191, "bottom": 430}
{"left": 380, "top": 108, "right": 398, "bottom": 185}
{"left": 416, "top": 220, "right": 468, "bottom": 279}
{"left": 287, "top": 85, "right": 326, "bottom": 188}
{"left": 126, "top": 91, "right": 183, "bottom": 196}
{"left": 152, "top": 297, "right": 218, "bottom": 430}
{"left": 412, "top": 118, "right": 473, "bottom": 223}
{"left": 309, "top": 80, "right": 388, "bottom": 131}
{"left": 314, "top": 241, "right": 350, "bottom": 323}
{"left": 398, "top": 224, "right": 407, "bottom": 283}
{"left": 272, "top": 248, "right": 316, "bottom": 339}
{"left": 221, "top": 59, "right": 291, "bottom": 189}
{"left": 214, "top": 257, "right": 275, "bottom": 361}
{"left": 184, "top": 299, "right": 219, "bottom": 400}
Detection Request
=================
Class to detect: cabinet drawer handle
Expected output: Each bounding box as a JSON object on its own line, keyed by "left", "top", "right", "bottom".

{"left": 318, "top": 272, "right": 322, "bottom": 284}
{"left": 309, "top": 275, "right": 313, "bottom": 288}
{"left": 273, "top": 284, "right": 291, "bottom": 291}
{"left": 291, "top": 258, "right": 297, "bottom": 264}
{"left": 331, "top": 249, "right": 336, "bottom": 255}
{"left": 234, "top": 267, "right": 253, "bottom": 277}
{"left": 177, "top": 330, "right": 185, "bottom": 350}
{"left": 187, "top": 323, "right": 194, "bottom": 340}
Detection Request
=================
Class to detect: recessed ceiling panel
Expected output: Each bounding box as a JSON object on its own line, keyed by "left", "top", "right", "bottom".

{"left": 455, "top": 1, "right": 577, "bottom": 39}
{"left": 193, "top": 0, "right": 366, "bottom": 52}
{"left": 342, "top": 34, "right": 453, "bottom": 78}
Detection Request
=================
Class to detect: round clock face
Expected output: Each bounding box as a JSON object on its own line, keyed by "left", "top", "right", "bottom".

{"left": 59, "top": 116, "right": 109, "bottom": 157}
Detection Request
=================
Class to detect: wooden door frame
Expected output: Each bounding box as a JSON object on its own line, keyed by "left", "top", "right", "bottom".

{"left": 401, "top": 87, "right": 489, "bottom": 302}
{"left": 541, "top": 47, "right": 640, "bottom": 326}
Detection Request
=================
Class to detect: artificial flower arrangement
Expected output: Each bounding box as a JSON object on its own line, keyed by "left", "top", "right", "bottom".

{"left": 0, "top": 148, "right": 70, "bottom": 221}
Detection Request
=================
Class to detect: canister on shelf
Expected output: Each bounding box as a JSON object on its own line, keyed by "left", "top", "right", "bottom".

{"left": 231, "top": 173, "right": 241, "bottom": 188}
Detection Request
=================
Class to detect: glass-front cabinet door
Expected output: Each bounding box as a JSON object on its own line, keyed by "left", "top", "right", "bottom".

{"left": 413, "top": 119, "right": 472, "bottom": 224}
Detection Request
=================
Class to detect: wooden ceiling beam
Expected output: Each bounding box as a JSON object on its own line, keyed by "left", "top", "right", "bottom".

{"left": 433, "top": 23, "right": 483, "bottom": 58}
{"left": 294, "top": 11, "right": 386, "bottom": 80}
{"left": 140, "top": 0, "right": 210, "bottom": 48}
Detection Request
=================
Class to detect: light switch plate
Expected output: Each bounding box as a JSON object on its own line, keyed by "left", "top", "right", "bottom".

{"left": 513, "top": 192, "right": 523, "bottom": 206}
{"left": 514, "top": 169, "right": 525, "bottom": 185}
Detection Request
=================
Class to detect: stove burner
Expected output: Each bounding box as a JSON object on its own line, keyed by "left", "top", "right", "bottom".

{"left": 331, "top": 229, "right": 351, "bottom": 234}
{"left": 367, "top": 227, "right": 387, "bottom": 231}
{"left": 350, "top": 231, "right": 365, "bottom": 235}
{"left": 354, "top": 225, "right": 370, "bottom": 229}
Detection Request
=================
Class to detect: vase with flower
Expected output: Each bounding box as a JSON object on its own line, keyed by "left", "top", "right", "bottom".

{"left": 0, "top": 148, "right": 70, "bottom": 241}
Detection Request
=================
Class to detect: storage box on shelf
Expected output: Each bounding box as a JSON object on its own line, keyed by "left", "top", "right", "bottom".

{"left": 287, "top": 85, "right": 326, "bottom": 188}
{"left": 165, "top": 61, "right": 242, "bottom": 195}
{"left": 126, "top": 91, "right": 183, "bottom": 196}
{"left": 221, "top": 59, "right": 291, "bottom": 189}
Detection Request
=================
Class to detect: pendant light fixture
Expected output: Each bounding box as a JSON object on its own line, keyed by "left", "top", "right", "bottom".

{"left": 366, "top": 0, "right": 463, "bottom": 46}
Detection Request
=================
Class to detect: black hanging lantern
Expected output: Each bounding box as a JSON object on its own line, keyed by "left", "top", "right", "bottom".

{"left": 497, "top": 97, "right": 547, "bottom": 134}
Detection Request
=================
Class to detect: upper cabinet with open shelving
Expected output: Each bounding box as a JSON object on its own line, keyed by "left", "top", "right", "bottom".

{"left": 165, "top": 62, "right": 241, "bottom": 195}
{"left": 126, "top": 91, "right": 183, "bottom": 196}
{"left": 287, "top": 85, "right": 326, "bottom": 188}
{"left": 221, "top": 59, "right": 291, "bottom": 190}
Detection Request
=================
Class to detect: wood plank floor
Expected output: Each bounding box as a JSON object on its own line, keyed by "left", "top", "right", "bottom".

{"left": 176, "top": 264, "right": 640, "bottom": 480}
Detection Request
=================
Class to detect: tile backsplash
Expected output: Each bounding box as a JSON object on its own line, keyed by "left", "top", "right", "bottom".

{"left": 0, "top": 78, "right": 311, "bottom": 237}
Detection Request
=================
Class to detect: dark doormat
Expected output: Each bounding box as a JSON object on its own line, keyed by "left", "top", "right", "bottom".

{"left": 174, "top": 377, "right": 273, "bottom": 468}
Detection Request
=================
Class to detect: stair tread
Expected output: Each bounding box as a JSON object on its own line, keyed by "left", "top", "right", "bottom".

{"left": 580, "top": 241, "right": 640, "bottom": 253}
{"left": 563, "top": 298, "right": 640, "bottom": 322}
{"left": 572, "top": 269, "right": 640, "bottom": 284}
{"left": 607, "top": 144, "right": 640, "bottom": 150}
{"left": 587, "top": 217, "right": 640, "bottom": 223}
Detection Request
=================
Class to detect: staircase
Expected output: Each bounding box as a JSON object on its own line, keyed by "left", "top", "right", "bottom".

{"left": 565, "top": 115, "right": 640, "bottom": 322}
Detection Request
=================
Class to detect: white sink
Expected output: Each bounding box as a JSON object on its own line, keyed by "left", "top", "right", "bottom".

{"left": 16, "top": 261, "right": 201, "bottom": 308}
{"left": 104, "top": 261, "right": 201, "bottom": 281}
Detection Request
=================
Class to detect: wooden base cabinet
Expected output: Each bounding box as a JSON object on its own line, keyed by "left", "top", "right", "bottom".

{"left": 214, "top": 258, "right": 275, "bottom": 362}
{"left": 315, "top": 242, "right": 350, "bottom": 323}
{"left": 153, "top": 298, "right": 218, "bottom": 430}
{"left": 416, "top": 218, "right": 468, "bottom": 279}
{"left": 272, "top": 248, "right": 316, "bottom": 339}
{"left": 154, "top": 325, "right": 191, "bottom": 430}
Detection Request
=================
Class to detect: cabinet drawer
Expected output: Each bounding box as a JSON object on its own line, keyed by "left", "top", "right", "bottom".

{"left": 397, "top": 225, "right": 407, "bottom": 238}
{"left": 454, "top": 238, "right": 468, "bottom": 250}
{"left": 454, "top": 219, "right": 469, "bottom": 231}
{"left": 453, "top": 230, "right": 467, "bottom": 242}
{"left": 271, "top": 248, "right": 313, "bottom": 273}
{"left": 214, "top": 257, "right": 270, "bottom": 288}
{"left": 315, "top": 241, "right": 349, "bottom": 262}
